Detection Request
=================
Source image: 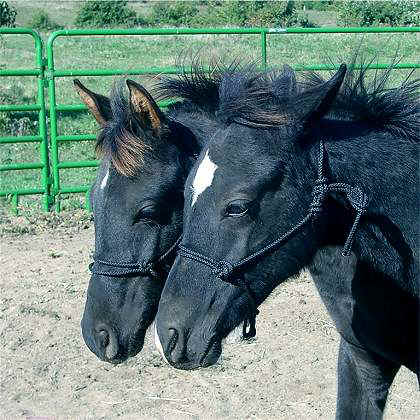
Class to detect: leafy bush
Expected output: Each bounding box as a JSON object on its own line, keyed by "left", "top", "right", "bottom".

{"left": 0, "top": 86, "right": 38, "bottom": 137}
{"left": 29, "top": 10, "right": 63, "bottom": 31}
{"left": 250, "top": 1, "right": 314, "bottom": 27}
{"left": 150, "top": 1, "right": 199, "bottom": 26}
{"left": 337, "top": 1, "right": 420, "bottom": 26}
{"left": 193, "top": 1, "right": 314, "bottom": 27}
{"left": 74, "top": 0, "right": 137, "bottom": 27}
{"left": 0, "top": 1, "right": 17, "bottom": 27}
{"left": 297, "top": 1, "right": 334, "bottom": 11}
{"left": 212, "top": 1, "right": 265, "bottom": 26}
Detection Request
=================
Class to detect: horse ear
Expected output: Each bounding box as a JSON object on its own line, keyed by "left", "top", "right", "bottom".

{"left": 296, "top": 64, "right": 346, "bottom": 126}
{"left": 73, "top": 79, "right": 111, "bottom": 126}
{"left": 126, "top": 79, "right": 166, "bottom": 137}
{"left": 273, "top": 64, "right": 297, "bottom": 96}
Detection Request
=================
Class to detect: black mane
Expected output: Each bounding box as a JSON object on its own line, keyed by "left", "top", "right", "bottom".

{"left": 156, "top": 59, "right": 420, "bottom": 142}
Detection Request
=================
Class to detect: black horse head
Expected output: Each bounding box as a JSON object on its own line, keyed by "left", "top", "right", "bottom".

{"left": 154, "top": 65, "right": 350, "bottom": 368}
{"left": 155, "top": 57, "right": 419, "bottom": 373}
{"left": 74, "top": 79, "right": 200, "bottom": 363}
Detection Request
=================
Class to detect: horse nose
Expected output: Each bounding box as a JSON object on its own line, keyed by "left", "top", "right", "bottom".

{"left": 94, "top": 324, "right": 119, "bottom": 361}
{"left": 155, "top": 323, "right": 191, "bottom": 365}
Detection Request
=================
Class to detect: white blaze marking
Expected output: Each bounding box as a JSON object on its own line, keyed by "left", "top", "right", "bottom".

{"left": 154, "top": 322, "right": 169, "bottom": 364}
{"left": 191, "top": 150, "right": 218, "bottom": 207}
{"left": 100, "top": 169, "right": 109, "bottom": 190}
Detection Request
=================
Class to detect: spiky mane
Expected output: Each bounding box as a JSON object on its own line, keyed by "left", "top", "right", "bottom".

{"left": 97, "top": 56, "right": 419, "bottom": 177}
{"left": 303, "top": 57, "right": 420, "bottom": 142}
{"left": 156, "top": 57, "right": 420, "bottom": 141}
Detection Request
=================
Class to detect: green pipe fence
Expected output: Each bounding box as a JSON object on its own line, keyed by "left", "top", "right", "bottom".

{"left": 0, "top": 28, "right": 50, "bottom": 214}
{"left": 1, "top": 26, "right": 419, "bottom": 213}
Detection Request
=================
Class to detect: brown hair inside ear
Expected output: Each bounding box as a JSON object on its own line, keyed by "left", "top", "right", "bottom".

{"left": 126, "top": 79, "right": 166, "bottom": 137}
{"left": 73, "top": 79, "right": 111, "bottom": 126}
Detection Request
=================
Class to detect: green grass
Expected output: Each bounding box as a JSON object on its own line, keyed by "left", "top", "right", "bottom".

{"left": 1, "top": 3, "right": 419, "bottom": 212}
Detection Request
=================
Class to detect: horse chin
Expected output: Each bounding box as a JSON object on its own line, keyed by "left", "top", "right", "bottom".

{"left": 126, "top": 328, "right": 147, "bottom": 358}
{"left": 200, "top": 339, "right": 222, "bottom": 368}
{"left": 223, "top": 323, "right": 244, "bottom": 345}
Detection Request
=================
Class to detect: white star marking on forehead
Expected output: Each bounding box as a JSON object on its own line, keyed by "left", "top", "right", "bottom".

{"left": 100, "top": 169, "right": 109, "bottom": 190}
{"left": 191, "top": 149, "right": 218, "bottom": 207}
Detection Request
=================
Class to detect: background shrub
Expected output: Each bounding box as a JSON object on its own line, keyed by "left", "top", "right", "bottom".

{"left": 194, "top": 1, "right": 315, "bottom": 27}
{"left": 0, "top": 86, "right": 38, "bottom": 137}
{"left": 337, "top": 1, "right": 420, "bottom": 26}
{"left": 250, "top": 1, "right": 316, "bottom": 27}
{"left": 0, "top": 1, "right": 17, "bottom": 27}
{"left": 297, "top": 1, "right": 334, "bottom": 11}
{"left": 29, "top": 10, "right": 63, "bottom": 31}
{"left": 74, "top": 0, "right": 137, "bottom": 28}
{"left": 149, "top": 1, "right": 199, "bottom": 26}
{"left": 206, "top": 1, "right": 265, "bottom": 26}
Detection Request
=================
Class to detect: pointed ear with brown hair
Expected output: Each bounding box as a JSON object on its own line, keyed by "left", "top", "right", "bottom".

{"left": 73, "top": 79, "right": 112, "bottom": 126}
{"left": 126, "top": 79, "right": 167, "bottom": 137}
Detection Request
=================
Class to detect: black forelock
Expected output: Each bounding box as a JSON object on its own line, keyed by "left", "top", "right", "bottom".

{"left": 96, "top": 80, "right": 154, "bottom": 177}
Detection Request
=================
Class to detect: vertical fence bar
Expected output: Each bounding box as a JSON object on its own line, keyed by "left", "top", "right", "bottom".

{"left": 34, "top": 37, "right": 51, "bottom": 211}
{"left": 85, "top": 188, "right": 92, "bottom": 211}
{"left": 11, "top": 194, "right": 18, "bottom": 215}
{"left": 46, "top": 39, "right": 61, "bottom": 211}
{"left": 261, "top": 30, "right": 267, "bottom": 70}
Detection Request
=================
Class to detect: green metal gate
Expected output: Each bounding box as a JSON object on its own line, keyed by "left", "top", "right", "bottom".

{"left": 0, "top": 28, "right": 50, "bottom": 212}
{"left": 1, "top": 26, "right": 419, "bottom": 213}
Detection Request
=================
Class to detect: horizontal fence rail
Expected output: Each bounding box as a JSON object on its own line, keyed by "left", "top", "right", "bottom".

{"left": 1, "top": 26, "right": 419, "bottom": 213}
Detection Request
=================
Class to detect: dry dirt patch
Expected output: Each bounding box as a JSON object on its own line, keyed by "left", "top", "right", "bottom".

{"left": 0, "top": 216, "right": 418, "bottom": 419}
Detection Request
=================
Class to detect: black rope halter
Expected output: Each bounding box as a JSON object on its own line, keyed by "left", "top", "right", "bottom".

{"left": 89, "top": 236, "right": 182, "bottom": 280}
{"left": 178, "top": 139, "right": 369, "bottom": 339}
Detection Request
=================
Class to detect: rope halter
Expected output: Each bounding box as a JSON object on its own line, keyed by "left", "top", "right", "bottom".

{"left": 177, "top": 139, "right": 369, "bottom": 339}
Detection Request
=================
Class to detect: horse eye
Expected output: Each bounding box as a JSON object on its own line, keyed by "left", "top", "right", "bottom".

{"left": 133, "top": 205, "right": 158, "bottom": 225}
{"left": 225, "top": 201, "right": 249, "bottom": 217}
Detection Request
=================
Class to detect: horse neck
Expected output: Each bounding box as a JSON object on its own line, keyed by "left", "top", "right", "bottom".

{"left": 307, "top": 119, "right": 418, "bottom": 297}
{"left": 314, "top": 119, "right": 373, "bottom": 185}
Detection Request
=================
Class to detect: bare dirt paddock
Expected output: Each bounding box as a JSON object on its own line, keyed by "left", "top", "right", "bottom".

{"left": 1, "top": 212, "right": 419, "bottom": 419}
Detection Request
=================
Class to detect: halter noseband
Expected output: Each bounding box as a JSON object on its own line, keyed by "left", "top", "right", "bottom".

{"left": 178, "top": 139, "right": 369, "bottom": 339}
{"left": 89, "top": 236, "right": 182, "bottom": 280}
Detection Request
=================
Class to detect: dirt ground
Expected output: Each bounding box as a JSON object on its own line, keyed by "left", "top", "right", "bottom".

{"left": 1, "top": 216, "right": 419, "bottom": 419}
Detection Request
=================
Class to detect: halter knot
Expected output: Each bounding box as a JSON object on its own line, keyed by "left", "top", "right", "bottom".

{"left": 140, "top": 262, "right": 150, "bottom": 272}
{"left": 310, "top": 177, "right": 328, "bottom": 217}
{"left": 347, "top": 187, "right": 369, "bottom": 213}
{"left": 213, "top": 260, "right": 234, "bottom": 281}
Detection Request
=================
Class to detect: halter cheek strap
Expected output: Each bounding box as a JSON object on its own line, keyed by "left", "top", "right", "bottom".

{"left": 89, "top": 236, "right": 182, "bottom": 279}
{"left": 178, "top": 139, "right": 369, "bottom": 339}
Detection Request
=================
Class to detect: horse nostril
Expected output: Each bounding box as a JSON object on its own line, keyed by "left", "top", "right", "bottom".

{"left": 168, "top": 328, "right": 179, "bottom": 354}
{"left": 94, "top": 324, "right": 119, "bottom": 361}
{"left": 97, "top": 329, "right": 109, "bottom": 348}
